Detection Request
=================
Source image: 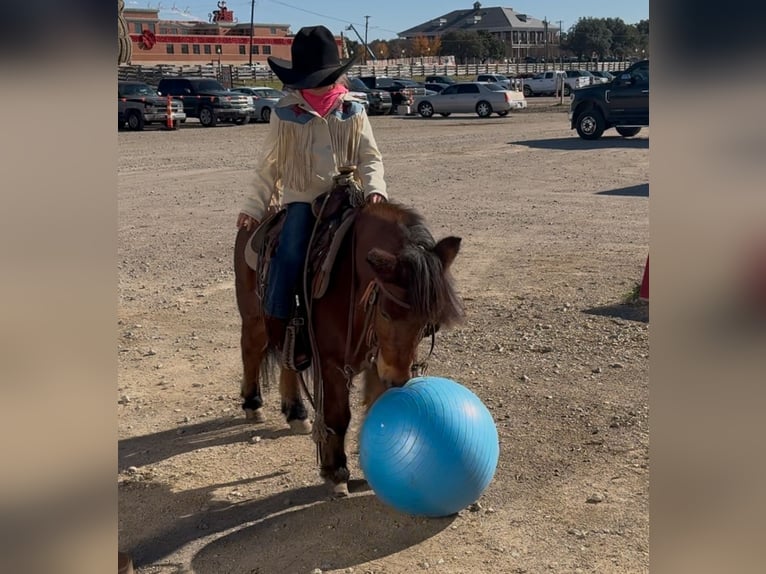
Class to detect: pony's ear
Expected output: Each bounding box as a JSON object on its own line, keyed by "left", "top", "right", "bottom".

{"left": 367, "top": 247, "right": 398, "bottom": 280}
{"left": 434, "top": 236, "right": 461, "bottom": 271}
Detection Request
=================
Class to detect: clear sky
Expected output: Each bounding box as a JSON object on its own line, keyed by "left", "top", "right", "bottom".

{"left": 134, "top": 0, "right": 648, "bottom": 40}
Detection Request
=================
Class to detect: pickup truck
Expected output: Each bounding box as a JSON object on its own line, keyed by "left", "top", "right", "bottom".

{"left": 569, "top": 59, "right": 649, "bottom": 140}
{"left": 521, "top": 70, "right": 589, "bottom": 97}
{"left": 157, "top": 77, "right": 253, "bottom": 127}
{"left": 347, "top": 77, "right": 393, "bottom": 115}
{"left": 357, "top": 76, "right": 427, "bottom": 114}
{"left": 118, "top": 80, "right": 186, "bottom": 130}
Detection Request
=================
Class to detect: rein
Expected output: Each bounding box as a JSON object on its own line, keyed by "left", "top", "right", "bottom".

{"left": 302, "top": 177, "right": 439, "bottom": 456}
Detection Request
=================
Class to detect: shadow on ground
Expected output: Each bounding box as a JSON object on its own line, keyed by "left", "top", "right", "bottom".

{"left": 191, "top": 491, "right": 453, "bottom": 574}
{"left": 511, "top": 136, "right": 648, "bottom": 150}
{"left": 119, "top": 474, "right": 451, "bottom": 572}
{"left": 118, "top": 416, "right": 300, "bottom": 470}
{"left": 583, "top": 302, "right": 649, "bottom": 323}
{"left": 596, "top": 183, "right": 649, "bottom": 197}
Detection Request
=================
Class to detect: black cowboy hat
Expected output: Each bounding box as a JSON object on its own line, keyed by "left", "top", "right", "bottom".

{"left": 267, "top": 25, "right": 358, "bottom": 89}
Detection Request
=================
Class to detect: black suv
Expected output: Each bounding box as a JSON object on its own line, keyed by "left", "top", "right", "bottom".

{"left": 569, "top": 59, "right": 649, "bottom": 140}
{"left": 157, "top": 77, "right": 252, "bottom": 127}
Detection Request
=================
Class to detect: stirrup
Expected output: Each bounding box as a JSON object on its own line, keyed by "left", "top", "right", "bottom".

{"left": 283, "top": 317, "right": 311, "bottom": 372}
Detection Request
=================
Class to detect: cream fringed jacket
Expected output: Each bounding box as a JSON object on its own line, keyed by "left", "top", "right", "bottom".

{"left": 241, "top": 90, "right": 387, "bottom": 222}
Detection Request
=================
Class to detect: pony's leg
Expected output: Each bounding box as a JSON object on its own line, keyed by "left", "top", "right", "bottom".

{"left": 234, "top": 227, "right": 267, "bottom": 422}
{"left": 362, "top": 364, "right": 387, "bottom": 410}
{"left": 240, "top": 317, "right": 267, "bottom": 421}
{"left": 317, "top": 368, "right": 352, "bottom": 496}
{"left": 279, "top": 368, "right": 311, "bottom": 434}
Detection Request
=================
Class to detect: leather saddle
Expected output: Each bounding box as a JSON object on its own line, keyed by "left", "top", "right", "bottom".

{"left": 244, "top": 169, "right": 363, "bottom": 370}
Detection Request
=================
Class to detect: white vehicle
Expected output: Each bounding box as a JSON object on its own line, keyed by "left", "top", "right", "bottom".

{"left": 415, "top": 82, "right": 526, "bottom": 118}
{"left": 522, "top": 70, "right": 589, "bottom": 97}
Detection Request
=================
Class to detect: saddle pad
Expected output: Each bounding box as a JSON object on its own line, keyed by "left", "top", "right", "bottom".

{"left": 244, "top": 209, "right": 285, "bottom": 271}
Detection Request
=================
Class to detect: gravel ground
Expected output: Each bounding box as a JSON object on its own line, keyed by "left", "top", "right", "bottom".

{"left": 118, "top": 109, "right": 649, "bottom": 574}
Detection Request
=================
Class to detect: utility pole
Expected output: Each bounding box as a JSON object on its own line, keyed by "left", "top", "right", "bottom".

{"left": 543, "top": 18, "right": 548, "bottom": 64}
{"left": 364, "top": 15, "right": 370, "bottom": 64}
{"left": 558, "top": 20, "right": 564, "bottom": 105}
{"left": 248, "top": 0, "right": 255, "bottom": 66}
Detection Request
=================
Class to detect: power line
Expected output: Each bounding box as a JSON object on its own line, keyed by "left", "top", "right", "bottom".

{"left": 262, "top": 0, "right": 401, "bottom": 37}
{"left": 264, "top": 0, "right": 362, "bottom": 27}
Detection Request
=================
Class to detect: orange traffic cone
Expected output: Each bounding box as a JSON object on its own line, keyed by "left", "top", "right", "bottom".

{"left": 166, "top": 96, "right": 173, "bottom": 129}
{"left": 639, "top": 255, "right": 649, "bottom": 302}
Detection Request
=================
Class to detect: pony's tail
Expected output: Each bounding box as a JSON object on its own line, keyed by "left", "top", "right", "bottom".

{"left": 258, "top": 346, "right": 280, "bottom": 392}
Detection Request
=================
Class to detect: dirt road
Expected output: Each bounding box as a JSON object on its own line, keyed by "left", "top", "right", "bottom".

{"left": 118, "top": 110, "right": 649, "bottom": 574}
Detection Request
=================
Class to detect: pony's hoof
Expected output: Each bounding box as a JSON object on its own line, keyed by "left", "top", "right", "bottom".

{"left": 328, "top": 481, "right": 349, "bottom": 498}
{"left": 288, "top": 418, "right": 312, "bottom": 435}
{"left": 244, "top": 407, "right": 266, "bottom": 423}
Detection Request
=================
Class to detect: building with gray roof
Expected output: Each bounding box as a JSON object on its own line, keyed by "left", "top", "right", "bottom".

{"left": 398, "top": 2, "right": 560, "bottom": 62}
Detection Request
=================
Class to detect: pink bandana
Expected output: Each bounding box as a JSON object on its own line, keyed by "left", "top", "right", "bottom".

{"left": 300, "top": 84, "right": 348, "bottom": 117}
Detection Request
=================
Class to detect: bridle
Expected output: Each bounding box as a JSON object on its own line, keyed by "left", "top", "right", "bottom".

{"left": 352, "top": 278, "right": 436, "bottom": 379}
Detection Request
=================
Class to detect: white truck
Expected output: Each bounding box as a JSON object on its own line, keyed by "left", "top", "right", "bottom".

{"left": 521, "top": 70, "right": 590, "bottom": 97}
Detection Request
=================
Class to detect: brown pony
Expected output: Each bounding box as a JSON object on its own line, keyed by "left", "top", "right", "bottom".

{"left": 233, "top": 195, "right": 463, "bottom": 495}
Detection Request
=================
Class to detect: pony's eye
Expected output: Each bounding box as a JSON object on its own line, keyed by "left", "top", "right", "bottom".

{"left": 379, "top": 309, "right": 391, "bottom": 321}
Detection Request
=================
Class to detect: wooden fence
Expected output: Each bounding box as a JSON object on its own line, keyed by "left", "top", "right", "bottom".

{"left": 118, "top": 60, "right": 633, "bottom": 88}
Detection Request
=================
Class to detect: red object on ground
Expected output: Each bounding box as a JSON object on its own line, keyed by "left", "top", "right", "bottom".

{"left": 166, "top": 96, "right": 173, "bottom": 129}
{"left": 639, "top": 255, "right": 649, "bottom": 301}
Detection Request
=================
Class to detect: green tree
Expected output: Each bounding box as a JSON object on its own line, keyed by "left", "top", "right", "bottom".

{"left": 478, "top": 30, "right": 505, "bottom": 62}
{"left": 633, "top": 19, "right": 649, "bottom": 57}
{"left": 439, "top": 30, "right": 484, "bottom": 63}
{"left": 565, "top": 17, "right": 613, "bottom": 59}
{"left": 387, "top": 37, "right": 410, "bottom": 59}
{"left": 603, "top": 17, "right": 636, "bottom": 59}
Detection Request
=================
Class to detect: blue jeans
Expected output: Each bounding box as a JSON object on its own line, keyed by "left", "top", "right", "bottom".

{"left": 264, "top": 202, "right": 315, "bottom": 320}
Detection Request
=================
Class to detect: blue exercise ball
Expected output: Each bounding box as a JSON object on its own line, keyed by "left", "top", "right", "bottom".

{"left": 359, "top": 376, "right": 499, "bottom": 517}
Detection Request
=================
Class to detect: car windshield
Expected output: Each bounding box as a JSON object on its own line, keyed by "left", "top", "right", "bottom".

{"left": 485, "top": 83, "right": 505, "bottom": 91}
{"left": 349, "top": 78, "right": 367, "bottom": 90}
{"left": 120, "top": 83, "right": 156, "bottom": 96}
{"left": 495, "top": 75, "right": 509, "bottom": 81}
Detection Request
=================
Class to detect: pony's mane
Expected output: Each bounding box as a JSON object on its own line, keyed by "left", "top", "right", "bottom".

{"left": 365, "top": 201, "right": 464, "bottom": 327}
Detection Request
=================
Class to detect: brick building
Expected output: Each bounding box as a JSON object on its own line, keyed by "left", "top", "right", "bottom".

{"left": 123, "top": 2, "right": 341, "bottom": 66}
{"left": 399, "top": 2, "right": 560, "bottom": 62}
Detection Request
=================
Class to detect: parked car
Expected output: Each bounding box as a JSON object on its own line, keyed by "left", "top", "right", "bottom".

{"left": 476, "top": 73, "right": 516, "bottom": 90}
{"left": 157, "top": 77, "right": 252, "bottom": 127}
{"left": 231, "top": 86, "right": 284, "bottom": 122}
{"left": 589, "top": 70, "right": 614, "bottom": 84}
{"left": 522, "top": 70, "right": 590, "bottom": 96}
{"left": 118, "top": 80, "right": 186, "bottom": 131}
{"left": 415, "top": 82, "right": 526, "bottom": 118}
{"left": 424, "top": 75, "right": 456, "bottom": 85}
{"left": 358, "top": 76, "right": 427, "bottom": 113}
{"left": 569, "top": 59, "right": 649, "bottom": 140}
{"left": 347, "top": 77, "right": 393, "bottom": 115}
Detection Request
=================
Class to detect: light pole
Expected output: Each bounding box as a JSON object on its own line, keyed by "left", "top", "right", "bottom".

{"left": 248, "top": 0, "right": 255, "bottom": 67}
{"left": 216, "top": 45, "right": 222, "bottom": 75}
{"left": 364, "top": 15, "right": 370, "bottom": 64}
